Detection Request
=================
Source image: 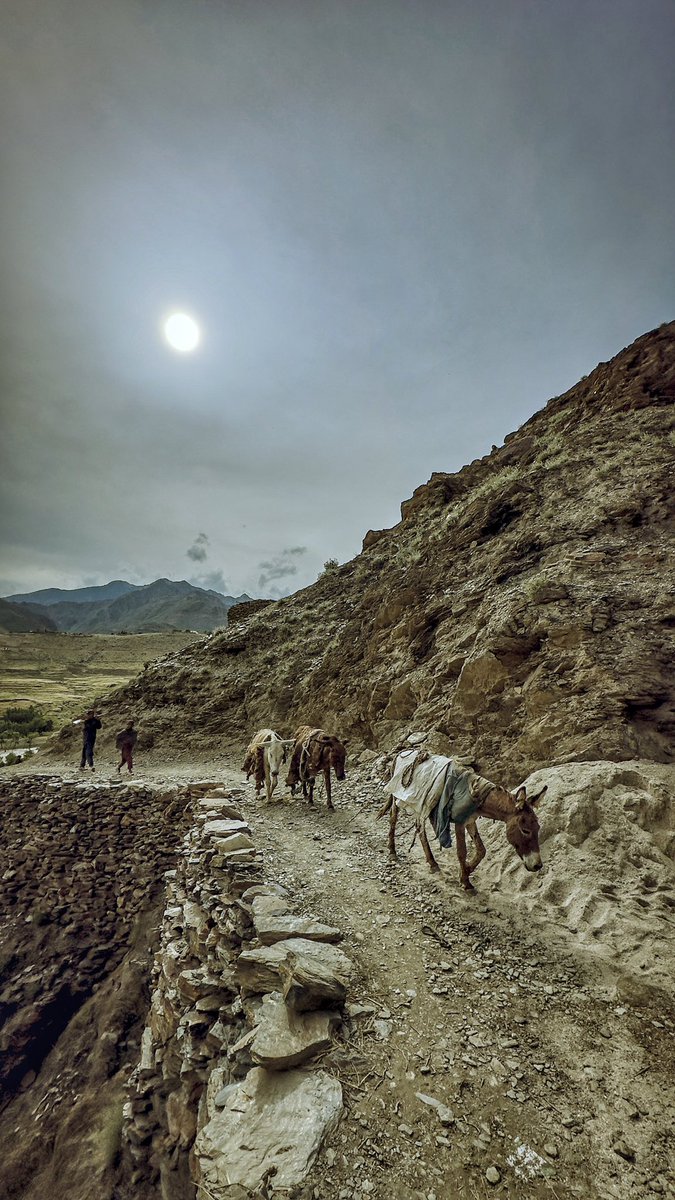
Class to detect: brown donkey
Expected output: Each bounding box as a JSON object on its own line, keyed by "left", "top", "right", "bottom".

{"left": 381, "top": 750, "right": 547, "bottom": 890}
{"left": 286, "top": 725, "right": 347, "bottom": 810}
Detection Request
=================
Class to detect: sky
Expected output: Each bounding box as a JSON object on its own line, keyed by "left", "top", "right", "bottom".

{"left": 1, "top": 0, "right": 674, "bottom": 599}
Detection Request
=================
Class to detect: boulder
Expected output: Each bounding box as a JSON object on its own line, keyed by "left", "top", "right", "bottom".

{"left": 235, "top": 938, "right": 353, "bottom": 998}
{"left": 194, "top": 1067, "right": 343, "bottom": 1196}
{"left": 454, "top": 652, "right": 508, "bottom": 716}
{"left": 248, "top": 992, "right": 340, "bottom": 1069}
{"left": 253, "top": 913, "right": 342, "bottom": 947}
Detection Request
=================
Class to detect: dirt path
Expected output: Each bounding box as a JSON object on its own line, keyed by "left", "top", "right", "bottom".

{"left": 16, "top": 755, "right": 675, "bottom": 1200}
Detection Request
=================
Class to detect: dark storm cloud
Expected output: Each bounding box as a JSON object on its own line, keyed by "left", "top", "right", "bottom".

{"left": 187, "top": 533, "right": 209, "bottom": 563}
{"left": 1, "top": 1, "right": 674, "bottom": 597}
{"left": 258, "top": 547, "right": 308, "bottom": 591}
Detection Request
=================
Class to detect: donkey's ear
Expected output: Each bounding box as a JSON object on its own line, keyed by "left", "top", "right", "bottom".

{"left": 529, "top": 785, "right": 547, "bottom": 807}
{"left": 513, "top": 786, "right": 527, "bottom": 810}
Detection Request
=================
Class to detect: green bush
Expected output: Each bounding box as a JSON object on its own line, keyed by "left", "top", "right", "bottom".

{"left": 1, "top": 752, "right": 23, "bottom": 767}
{"left": 0, "top": 704, "right": 53, "bottom": 747}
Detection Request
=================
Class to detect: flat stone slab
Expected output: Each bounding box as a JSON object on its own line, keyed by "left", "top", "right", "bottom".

{"left": 203, "top": 819, "right": 251, "bottom": 838}
{"left": 197, "top": 798, "right": 245, "bottom": 820}
{"left": 235, "top": 937, "right": 354, "bottom": 996}
{"left": 254, "top": 913, "right": 343, "bottom": 946}
{"left": 248, "top": 991, "right": 340, "bottom": 1069}
{"left": 213, "top": 832, "right": 255, "bottom": 854}
{"left": 187, "top": 781, "right": 223, "bottom": 795}
{"left": 250, "top": 893, "right": 291, "bottom": 921}
{"left": 194, "top": 1066, "right": 343, "bottom": 1196}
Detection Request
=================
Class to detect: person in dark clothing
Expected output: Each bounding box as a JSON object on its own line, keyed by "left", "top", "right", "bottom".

{"left": 77, "top": 709, "right": 101, "bottom": 770}
{"left": 116, "top": 721, "right": 137, "bottom": 774}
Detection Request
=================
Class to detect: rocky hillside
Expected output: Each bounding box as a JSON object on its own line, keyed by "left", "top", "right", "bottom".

{"left": 90, "top": 323, "right": 674, "bottom": 783}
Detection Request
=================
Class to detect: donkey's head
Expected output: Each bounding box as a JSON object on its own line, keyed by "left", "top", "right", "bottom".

{"left": 504, "top": 785, "right": 547, "bottom": 871}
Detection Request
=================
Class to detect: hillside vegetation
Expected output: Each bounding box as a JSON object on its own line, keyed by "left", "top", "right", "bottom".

{"left": 1, "top": 631, "right": 202, "bottom": 735}
{"left": 79, "top": 323, "right": 674, "bottom": 784}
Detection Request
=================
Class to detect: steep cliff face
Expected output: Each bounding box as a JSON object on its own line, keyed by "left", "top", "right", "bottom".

{"left": 97, "top": 323, "right": 674, "bottom": 783}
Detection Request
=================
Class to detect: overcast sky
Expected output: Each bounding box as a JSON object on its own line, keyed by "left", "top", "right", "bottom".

{"left": 1, "top": 0, "right": 673, "bottom": 599}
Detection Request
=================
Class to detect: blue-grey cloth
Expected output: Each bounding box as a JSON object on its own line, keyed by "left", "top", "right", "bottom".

{"left": 429, "top": 764, "right": 480, "bottom": 848}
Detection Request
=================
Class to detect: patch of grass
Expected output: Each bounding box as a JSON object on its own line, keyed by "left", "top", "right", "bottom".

{"left": 99, "top": 1100, "right": 124, "bottom": 1170}
{"left": 0, "top": 631, "right": 201, "bottom": 732}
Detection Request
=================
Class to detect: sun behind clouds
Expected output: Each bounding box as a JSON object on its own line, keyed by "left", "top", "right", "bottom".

{"left": 162, "top": 311, "right": 201, "bottom": 353}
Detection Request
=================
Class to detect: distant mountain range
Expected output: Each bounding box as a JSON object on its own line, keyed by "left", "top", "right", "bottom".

{"left": 0, "top": 598, "right": 57, "bottom": 633}
{"left": 2, "top": 579, "right": 251, "bottom": 634}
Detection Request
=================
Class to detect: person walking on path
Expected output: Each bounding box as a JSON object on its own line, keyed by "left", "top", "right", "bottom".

{"left": 116, "top": 721, "right": 137, "bottom": 774}
{"left": 76, "top": 709, "right": 101, "bottom": 770}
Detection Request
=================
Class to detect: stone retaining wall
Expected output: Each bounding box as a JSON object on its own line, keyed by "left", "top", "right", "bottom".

{"left": 124, "top": 783, "right": 354, "bottom": 1200}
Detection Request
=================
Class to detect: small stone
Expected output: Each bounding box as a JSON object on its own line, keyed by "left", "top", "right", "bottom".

{"left": 613, "top": 1139, "right": 636, "bottom": 1162}
{"left": 544, "top": 1143, "right": 559, "bottom": 1158}
{"left": 486, "top": 1166, "right": 501, "bottom": 1185}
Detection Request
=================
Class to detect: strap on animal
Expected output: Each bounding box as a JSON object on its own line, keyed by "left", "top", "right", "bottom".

{"left": 298, "top": 735, "right": 315, "bottom": 782}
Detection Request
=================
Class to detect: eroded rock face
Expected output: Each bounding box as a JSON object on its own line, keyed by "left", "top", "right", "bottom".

{"left": 0, "top": 776, "right": 194, "bottom": 1200}
{"left": 194, "top": 1066, "right": 343, "bottom": 1196}
{"left": 470, "top": 759, "right": 675, "bottom": 996}
{"left": 100, "top": 322, "right": 675, "bottom": 782}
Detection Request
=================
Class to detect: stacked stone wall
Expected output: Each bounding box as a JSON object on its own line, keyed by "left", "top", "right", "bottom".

{"left": 124, "top": 784, "right": 353, "bottom": 1200}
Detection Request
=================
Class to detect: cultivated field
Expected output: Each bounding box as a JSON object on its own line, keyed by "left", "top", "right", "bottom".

{"left": 0, "top": 631, "right": 202, "bottom": 740}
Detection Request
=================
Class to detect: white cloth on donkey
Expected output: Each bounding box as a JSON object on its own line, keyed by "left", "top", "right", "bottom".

{"left": 385, "top": 749, "right": 497, "bottom": 831}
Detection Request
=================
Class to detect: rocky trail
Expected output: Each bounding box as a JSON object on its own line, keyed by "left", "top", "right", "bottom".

{"left": 229, "top": 764, "right": 675, "bottom": 1200}
{"left": 6, "top": 749, "right": 671, "bottom": 1200}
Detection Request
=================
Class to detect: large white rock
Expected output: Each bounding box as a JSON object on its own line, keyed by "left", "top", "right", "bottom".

{"left": 194, "top": 1067, "right": 342, "bottom": 1196}
{"left": 235, "top": 937, "right": 354, "bottom": 996}
{"left": 253, "top": 913, "right": 342, "bottom": 946}
{"left": 248, "top": 992, "right": 340, "bottom": 1069}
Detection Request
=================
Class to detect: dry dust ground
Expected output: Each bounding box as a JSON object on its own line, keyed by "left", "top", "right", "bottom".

{"left": 9, "top": 752, "right": 675, "bottom": 1200}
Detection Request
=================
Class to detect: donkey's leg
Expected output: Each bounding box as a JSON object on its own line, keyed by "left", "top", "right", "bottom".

{"left": 388, "top": 802, "right": 399, "bottom": 858}
{"left": 419, "top": 822, "right": 441, "bottom": 873}
{"left": 325, "top": 767, "right": 334, "bottom": 811}
{"left": 455, "top": 824, "right": 473, "bottom": 891}
{"left": 465, "top": 818, "right": 486, "bottom": 875}
{"left": 307, "top": 778, "right": 314, "bottom": 804}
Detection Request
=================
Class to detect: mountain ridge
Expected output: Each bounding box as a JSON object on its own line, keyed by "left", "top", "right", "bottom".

{"left": 9, "top": 579, "right": 252, "bottom": 634}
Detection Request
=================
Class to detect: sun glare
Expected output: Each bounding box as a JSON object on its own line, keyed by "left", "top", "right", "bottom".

{"left": 163, "top": 311, "right": 201, "bottom": 353}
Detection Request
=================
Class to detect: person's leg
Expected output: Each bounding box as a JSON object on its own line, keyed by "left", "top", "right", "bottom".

{"left": 80, "top": 745, "right": 86, "bottom": 769}
{"left": 85, "top": 741, "right": 94, "bottom": 768}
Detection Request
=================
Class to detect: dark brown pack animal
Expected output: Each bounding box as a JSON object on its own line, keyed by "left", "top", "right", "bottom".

{"left": 381, "top": 749, "right": 547, "bottom": 890}
{"left": 286, "top": 725, "right": 347, "bottom": 810}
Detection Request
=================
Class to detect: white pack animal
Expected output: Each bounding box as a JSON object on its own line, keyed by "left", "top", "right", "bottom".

{"left": 242, "top": 728, "right": 293, "bottom": 802}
